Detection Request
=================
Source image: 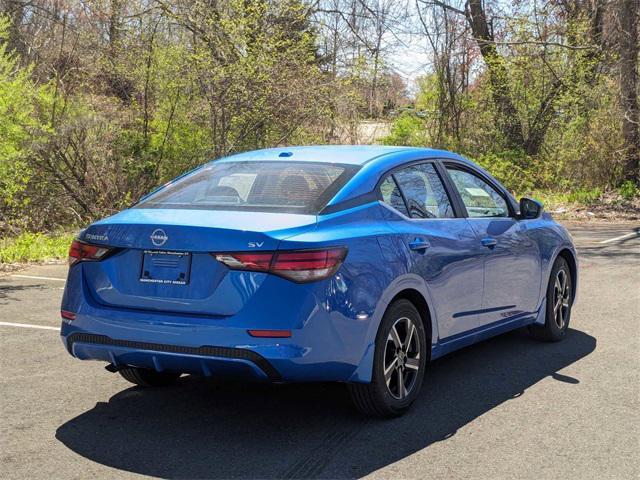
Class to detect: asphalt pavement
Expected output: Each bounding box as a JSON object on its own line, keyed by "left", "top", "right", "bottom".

{"left": 0, "top": 222, "right": 638, "bottom": 479}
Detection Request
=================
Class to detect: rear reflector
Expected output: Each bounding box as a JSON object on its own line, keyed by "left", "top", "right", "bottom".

{"left": 69, "top": 239, "right": 112, "bottom": 266}
{"left": 61, "top": 310, "right": 76, "bottom": 321}
{"left": 248, "top": 329, "right": 292, "bottom": 338}
{"left": 214, "top": 247, "right": 347, "bottom": 283}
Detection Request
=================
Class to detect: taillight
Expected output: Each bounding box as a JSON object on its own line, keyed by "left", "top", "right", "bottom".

{"left": 214, "top": 247, "right": 347, "bottom": 283}
{"left": 272, "top": 249, "right": 347, "bottom": 282}
{"left": 68, "top": 239, "right": 112, "bottom": 266}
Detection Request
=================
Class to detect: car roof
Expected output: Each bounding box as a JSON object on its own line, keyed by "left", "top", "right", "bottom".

{"left": 214, "top": 145, "right": 459, "bottom": 166}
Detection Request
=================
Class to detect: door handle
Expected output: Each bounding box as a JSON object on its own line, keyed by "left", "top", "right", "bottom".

{"left": 409, "top": 238, "right": 430, "bottom": 251}
{"left": 481, "top": 237, "right": 498, "bottom": 248}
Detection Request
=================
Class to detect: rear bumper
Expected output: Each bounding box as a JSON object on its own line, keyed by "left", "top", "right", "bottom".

{"left": 64, "top": 332, "right": 281, "bottom": 381}
{"left": 60, "top": 241, "right": 388, "bottom": 384}
{"left": 59, "top": 300, "right": 376, "bottom": 383}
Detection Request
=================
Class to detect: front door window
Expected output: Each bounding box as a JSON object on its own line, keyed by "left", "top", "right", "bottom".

{"left": 446, "top": 168, "right": 508, "bottom": 218}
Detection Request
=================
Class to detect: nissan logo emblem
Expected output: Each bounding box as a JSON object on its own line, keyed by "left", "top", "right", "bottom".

{"left": 150, "top": 228, "right": 168, "bottom": 247}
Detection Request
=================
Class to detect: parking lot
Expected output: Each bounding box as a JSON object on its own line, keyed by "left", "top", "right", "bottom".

{"left": 1, "top": 222, "right": 638, "bottom": 479}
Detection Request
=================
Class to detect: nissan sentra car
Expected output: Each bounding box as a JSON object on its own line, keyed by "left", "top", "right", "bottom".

{"left": 60, "top": 146, "right": 577, "bottom": 417}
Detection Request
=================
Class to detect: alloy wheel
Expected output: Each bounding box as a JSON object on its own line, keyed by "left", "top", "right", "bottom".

{"left": 553, "top": 269, "right": 571, "bottom": 329}
{"left": 383, "top": 316, "right": 421, "bottom": 400}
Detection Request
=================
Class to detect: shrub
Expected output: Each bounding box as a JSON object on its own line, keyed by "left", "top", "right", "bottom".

{"left": 381, "top": 113, "right": 429, "bottom": 147}
{"left": 618, "top": 180, "right": 639, "bottom": 200}
{"left": 567, "top": 188, "right": 603, "bottom": 205}
{"left": 473, "top": 151, "right": 535, "bottom": 194}
{"left": 0, "top": 232, "right": 75, "bottom": 263}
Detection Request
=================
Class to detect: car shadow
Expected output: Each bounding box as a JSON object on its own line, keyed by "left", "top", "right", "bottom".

{"left": 55, "top": 328, "right": 596, "bottom": 479}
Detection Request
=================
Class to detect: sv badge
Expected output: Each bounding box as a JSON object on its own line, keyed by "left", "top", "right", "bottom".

{"left": 248, "top": 241, "right": 264, "bottom": 248}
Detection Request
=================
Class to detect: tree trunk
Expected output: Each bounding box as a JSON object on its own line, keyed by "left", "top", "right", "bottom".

{"left": 108, "top": 0, "right": 123, "bottom": 60}
{"left": 618, "top": 0, "right": 640, "bottom": 183}
{"left": 465, "top": 0, "right": 525, "bottom": 151}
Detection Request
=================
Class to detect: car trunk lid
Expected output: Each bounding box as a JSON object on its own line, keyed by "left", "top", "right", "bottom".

{"left": 79, "top": 208, "right": 316, "bottom": 316}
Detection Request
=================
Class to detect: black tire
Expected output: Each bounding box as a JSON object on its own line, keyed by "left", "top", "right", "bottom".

{"left": 119, "top": 367, "right": 181, "bottom": 387}
{"left": 348, "top": 299, "right": 428, "bottom": 417}
{"left": 529, "top": 256, "right": 573, "bottom": 342}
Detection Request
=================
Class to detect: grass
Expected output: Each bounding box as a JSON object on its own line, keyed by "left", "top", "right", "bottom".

{"left": 0, "top": 231, "right": 75, "bottom": 264}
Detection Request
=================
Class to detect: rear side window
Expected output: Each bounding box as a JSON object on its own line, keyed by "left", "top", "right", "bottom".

{"left": 380, "top": 176, "right": 409, "bottom": 216}
{"left": 391, "top": 163, "right": 454, "bottom": 219}
{"left": 136, "top": 161, "right": 357, "bottom": 214}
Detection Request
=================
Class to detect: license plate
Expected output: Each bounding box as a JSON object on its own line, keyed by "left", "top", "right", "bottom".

{"left": 140, "top": 250, "right": 191, "bottom": 285}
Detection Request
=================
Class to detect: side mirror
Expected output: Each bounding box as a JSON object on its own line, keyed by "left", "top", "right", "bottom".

{"left": 518, "top": 197, "right": 543, "bottom": 220}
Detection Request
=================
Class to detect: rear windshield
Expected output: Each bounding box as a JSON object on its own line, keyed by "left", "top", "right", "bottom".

{"left": 135, "top": 161, "right": 357, "bottom": 214}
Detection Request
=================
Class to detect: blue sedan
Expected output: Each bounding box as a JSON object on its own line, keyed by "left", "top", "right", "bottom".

{"left": 60, "top": 146, "right": 578, "bottom": 417}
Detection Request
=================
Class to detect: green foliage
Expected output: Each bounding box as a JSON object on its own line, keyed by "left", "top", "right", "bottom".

{"left": 0, "top": 17, "right": 37, "bottom": 211}
{"left": 473, "top": 152, "right": 535, "bottom": 194}
{"left": 381, "top": 113, "right": 429, "bottom": 147}
{"left": 0, "top": 232, "right": 74, "bottom": 263}
{"left": 0, "top": 1, "right": 333, "bottom": 234}
{"left": 545, "top": 78, "right": 626, "bottom": 189}
{"left": 618, "top": 180, "right": 639, "bottom": 200}
{"left": 382, "top": 11, "right": 631, "bottom": 201}
{"left": 0, "top": 0, "right": 635, "bottom": 238}
{"left": 566, "top": 188, "right": 603, "bottom": 204}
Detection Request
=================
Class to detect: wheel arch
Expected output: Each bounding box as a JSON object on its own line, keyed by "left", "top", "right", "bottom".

{"left": 388, "top": 288, "right": 433, "bottom": 361}
{"left": 555, "top": 247, "right": 578, "bottom": 303}
{"left": 348, "top": 278, "right": 438, "bottom": 383}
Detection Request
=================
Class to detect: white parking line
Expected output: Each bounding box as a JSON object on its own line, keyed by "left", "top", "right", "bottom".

{"left": 599, "top": 231, "right": 639, "bottom": 244}
{"left": 0, "top": 321, "right": 59, "bottom": 331}
{"left": 10, "top": 274, "right": 66, "bottom": 282}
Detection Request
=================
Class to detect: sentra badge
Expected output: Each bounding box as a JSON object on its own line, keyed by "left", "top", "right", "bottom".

{"left": 85, "top": 232, "right": 109, "bottom": 242}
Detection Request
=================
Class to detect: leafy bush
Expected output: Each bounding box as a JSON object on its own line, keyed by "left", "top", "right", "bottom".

{"left": 566, "top": 188, "right": 603, "bottom": 205}
{"left": 0, "top": 17, "right": 50, "bottom": 228}
{"left": 381, "top": 113, "right": 429, "bottom": 147}
{"left": 472, "top": 152, "right": 536, "bottom": 194}
{"left": 618, "top": 180, "right": 639, "bottom": 200}
{"left": 0, "top": 232, "right": 75, "bottom": 263}
{"left": 0, "top": 4, "right": 331, "bottom": 235}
